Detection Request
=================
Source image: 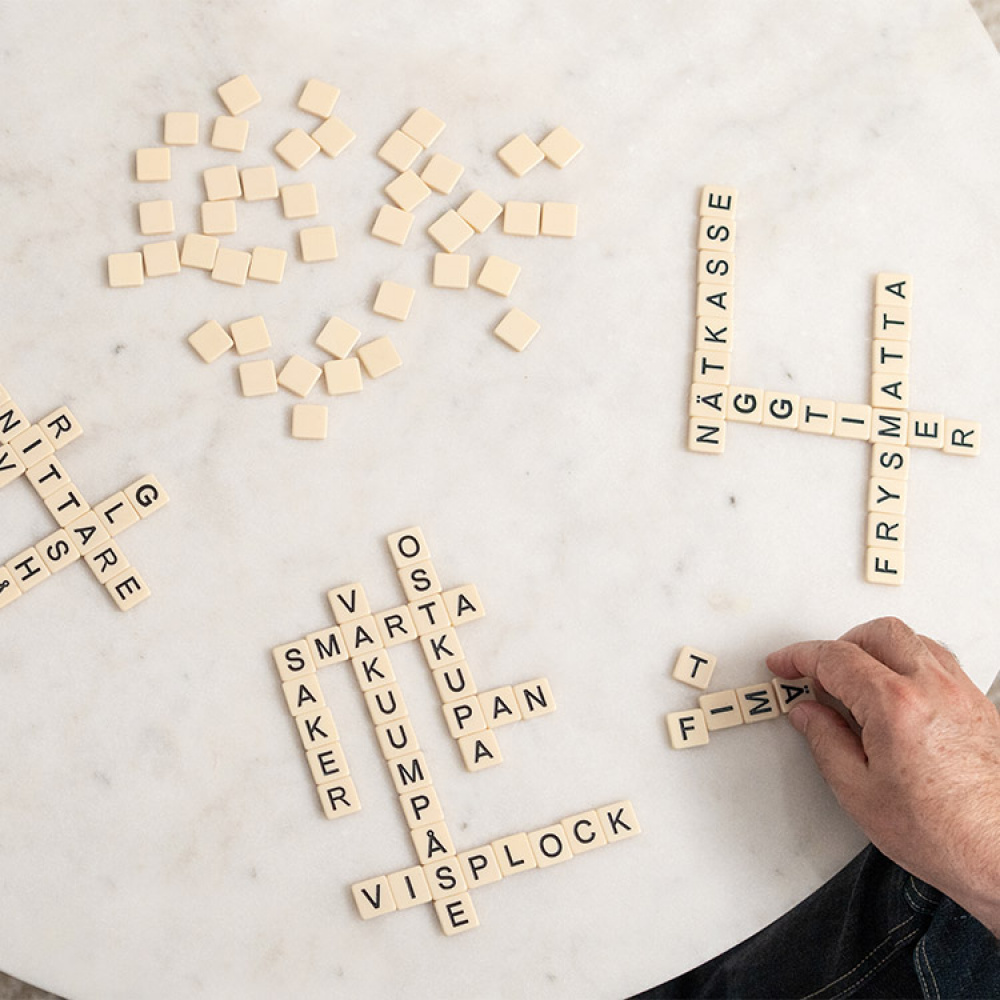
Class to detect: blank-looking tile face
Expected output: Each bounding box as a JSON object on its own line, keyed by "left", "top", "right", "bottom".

{"left": 280, "top": 182, "right": 318, "bottom": 219}
{"left": 312, "top": 116, "right": 356, "bottom": 157}
{"left": 324, "top": 359, "right": 363, "bottom": 395}
{"left": 211, "top": 115, "right": 249, "bottom": 152}
{"left": 277, "top": 355, "right": 322, "bottom": 397}
{"left": 230, "top": 316, "right": 271, "bottom": 356}
{"left": 248, "top": 247, "right": 287, "bottom": 284}
{"left": 457, "top": 190, "right": 502, "bottom": 233}
{"left": 275, "top": 128, "right": 321, "bottom": 170}
{"left": 428, "top": 210, "right": 474, "bottom": 252}
{"left": 135, "top": 147, "right": 171, "bottom": 182}
{"left": 497, "top": 133, "right": 543, "bottom": 176}
{"left": 203, "top": 165, "right": 242, "bottom": 201}
{"left": 316, "top": 317, "right": 361, "bottom": 359}
{"left": 241, "top": 166, "right": 278, "bottom": 202}
{"left": 400, "top": 107, "right": 445, "bottom": 147}
{"left": 217, "top": 74, "right": 261, "bottom": 116}
{"left": 494, "top": 308, "right": 539, "bottom": 352}
{"left": 372, "top": 281, "right": 415, "bottom": 321}
{"left": 432, "top": 253, "right": 470, "bottom": 289}
{"left": 540, "top": 202, "right": 578, "bottom": 238}
{"left": 377, "top": 130, "right": 422, "bottom": 171}
{"left": 291, "top": 404, "right": 328, "bottom": 441}
{"left": 502, "top": 201, "right": 541, "bottom": 237}
{"left": 107, "top": 252, "right": 144, "bottom": 288}
{"left": 238, "top": 359, "right": 278, "bottom": 397}
{"left": 201, "top": 200, "right": 238, "bottom": 235}
{"left": 385, "top": 170, "right": 430, "bottom": 213}
{"left": 298, "top": 78, "right": 340, "bottom": 118}
{"left": 163, "top": 111, "right": 198, "bottom": 146}
{"left": 180, "top": 234, "right": 219, "bottom": 271}
{"left": 371, "top": 204, "right": 414, "bottom": 245}
{"left": 138, "top": 200, "right": 175, "bottom": 236}
{"left": 357, "top": 338, "right": 403, "bottom": 380}
{"left": 299, "top": 226, "right": 338, "bottom": 262}
{"left": 476, "top": 256, "right": 521, "bottom": 297}
{"left": 420, "top": 154, "right": 464, "bottom": 194}
{"left": 142, "top": 241, "right": 180, "bottom": 277}
{"left": 538, "top": 125, "right": 583, "bottom": 168}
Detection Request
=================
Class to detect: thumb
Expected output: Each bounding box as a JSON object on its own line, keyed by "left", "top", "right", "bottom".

{"left": 789, "top": 701, "right": 869, "bottom": 801}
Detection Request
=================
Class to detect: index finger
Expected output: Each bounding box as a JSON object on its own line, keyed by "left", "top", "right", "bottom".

{"left": 766, "top": 638, "right": 891, "bottom": 727}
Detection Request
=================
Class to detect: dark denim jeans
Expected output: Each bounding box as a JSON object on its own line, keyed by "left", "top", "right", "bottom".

{"left": 631, "top": 846, "right": 1000, "bottom": 999}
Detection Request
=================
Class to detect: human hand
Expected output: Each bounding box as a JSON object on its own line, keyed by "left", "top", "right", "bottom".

{"left": 767, "top": 616, "right": 1000, "bottom": 937}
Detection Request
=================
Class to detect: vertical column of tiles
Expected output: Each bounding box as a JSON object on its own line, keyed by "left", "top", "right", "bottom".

{"left": 689, "top": 186, "right": 737, "bottom": 455}
{"left": 272, "top": 638, "right": 360, "bottom": 819}
{"left": 866, "top": 273, "right": 911, "bottom": 586}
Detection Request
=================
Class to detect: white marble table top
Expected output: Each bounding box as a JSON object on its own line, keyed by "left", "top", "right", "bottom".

{"left": 2, "top": 1, "right": 999, "bottom": 997}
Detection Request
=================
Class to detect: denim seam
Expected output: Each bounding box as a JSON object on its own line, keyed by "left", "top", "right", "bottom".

{"left": 801, "top": 913, "right": 918, "bottom": 999}
{"left": 906, "top": 876, "right": 940, "bottom": 909}
{"left": 913, "top": 937, "right": 941, "bottom": 1000}
{"left": 827, "top": 924, "right": 923, "bottom": 1000}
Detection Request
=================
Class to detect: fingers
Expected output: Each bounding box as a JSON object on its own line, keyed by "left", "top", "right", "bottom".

{"left": 788, "top": 701, "right": 869, "bottom": 805}
{"left": 838, "top": 617, "right": 939, "bottom": 677}
{"left": 766, "top": 639, "right": 887, "bottom": 726}
{"left": 917, "top": 633, "right": 965, "bottom": 678}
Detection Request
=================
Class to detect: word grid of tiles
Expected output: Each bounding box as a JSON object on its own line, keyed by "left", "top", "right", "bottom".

{"left": 687, "top": 187, "right": 982, "bottom": 585}
{"left": 271, "top": 527, "right": 640, "bottom": 935}
{"left": 0, "top": 383, "right": 168, "bottom": 611}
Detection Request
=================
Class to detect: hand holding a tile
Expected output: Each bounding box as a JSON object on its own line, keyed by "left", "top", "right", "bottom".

{"left": 767, "top": 616, "right": 1000, "bottom": 937}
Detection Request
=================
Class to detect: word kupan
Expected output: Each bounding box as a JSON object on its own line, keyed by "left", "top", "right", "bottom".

{"left": 687, "top": 186, "right": 982, "bottom": 585}
{"left": 271, "top": 527, "right": 639, "bottom": 934}
{"left": 664, "top": 645, "right": 815, "bottom": 749}
{"left": 0, "top": 382, "right": 168, "bottom": 611}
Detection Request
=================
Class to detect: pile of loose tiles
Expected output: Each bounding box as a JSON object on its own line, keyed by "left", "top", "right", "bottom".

{"left": 108, "top": 75, "right": 583, "bottom": 441}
